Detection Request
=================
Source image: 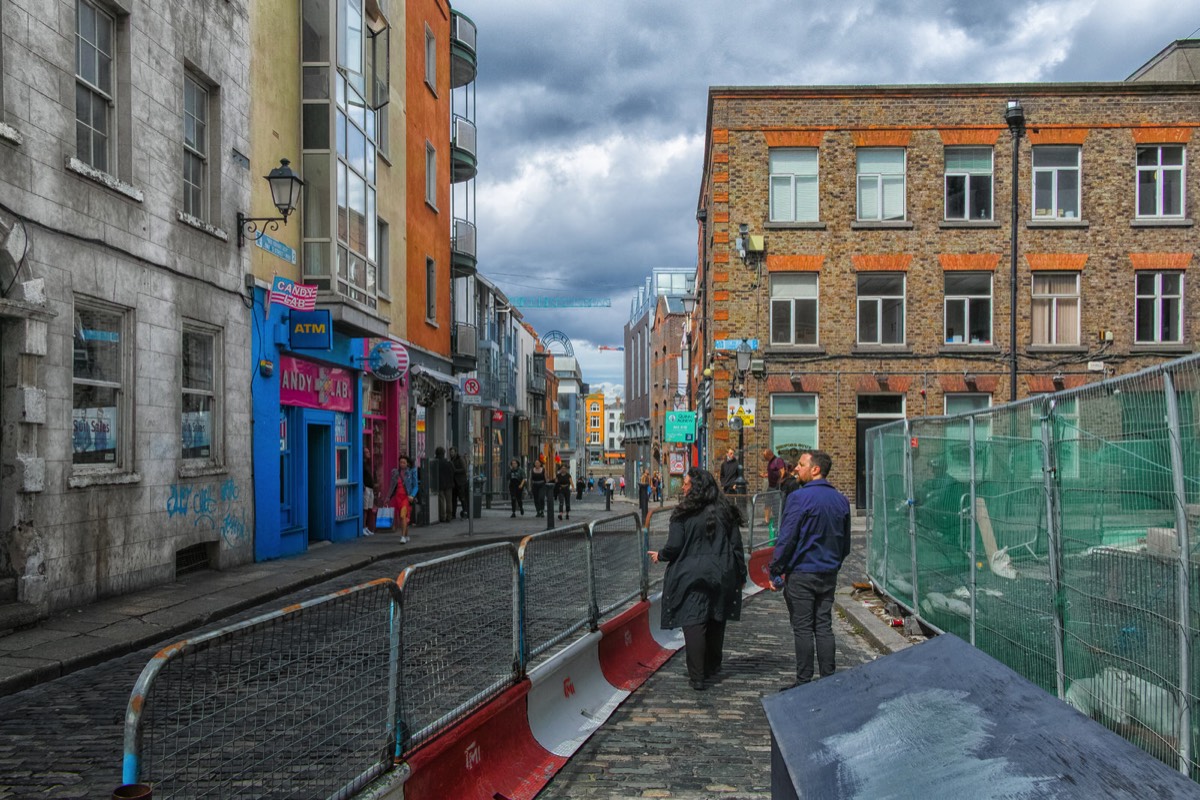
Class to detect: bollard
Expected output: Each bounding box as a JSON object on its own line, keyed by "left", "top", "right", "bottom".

{"left": 113, "top": 786, "right": 152, "bottom": 800}
{"left": 545, "top": 485, "right": 554, "bottom": 531}
{"left": 605, "top": 486, "right": 611, "bottom": 512}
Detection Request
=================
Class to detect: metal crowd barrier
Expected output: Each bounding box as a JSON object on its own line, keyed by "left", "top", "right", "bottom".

{"left": 748, "top": 490, "right": 782, "bottom": 550}
{"left": 122, "top": 512, "right": 650, "bottom": 798}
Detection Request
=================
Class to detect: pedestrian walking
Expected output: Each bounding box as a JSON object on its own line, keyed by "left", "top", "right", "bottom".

{"left": 761, "top": 447, "right": 787, "bottom": 492}
{"left": 555, "top": 463, "right": 573, "bottom": 520}
{"left": 362, "top": 466, "right": 376, "bottom": 536}
{"left": 719, "top": 448, "right": 740, "bottom": 494}
{"left": 576, "top": 474, "right": 585, "bottom": 500}
{"left": 588, "top": 475, "right": 595, "bottom": 494}
{"left": 649, "top": 468, "right": 746, "bottom": 691}
{"left": 387, "top": 454, "right": 418, "bottom": 543}
{"left": 434, "top": 447, "right": 453, "bottom": 523}
{"left": 619, "top": 475, "right": 626, "bottom": 496}
{"left": 530, "top": 454, "right": 549, "bottom": 517}
{"left": 768, "top": 450, "right": 852, "bottom": 689}
{"left": 507, "top": 458, "right": 526, "bottom": 518}
{"left": 449, "top": 447, "right": 469, "bottom": 519}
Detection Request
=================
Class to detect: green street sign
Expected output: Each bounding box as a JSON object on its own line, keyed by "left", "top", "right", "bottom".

{"left": 664, "top": 411, "right": 697, "bottom": 443}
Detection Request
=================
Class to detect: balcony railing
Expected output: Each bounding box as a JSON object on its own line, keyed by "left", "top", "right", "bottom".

{"left": 453, "top": 322, "right": 477, "bottom": 359}
{"left": 451, "top": 218, "right": 477, "bottom": 274}
{"left": 450, "top": 10, "right": 477, "bottom": 88}
{"left": 451, "top": 116, "right": 477, "bottom": 182}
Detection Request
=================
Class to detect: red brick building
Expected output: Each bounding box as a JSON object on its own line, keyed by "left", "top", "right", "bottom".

{"left": 694, "top": 41, "right": 1200, "bottom": 506}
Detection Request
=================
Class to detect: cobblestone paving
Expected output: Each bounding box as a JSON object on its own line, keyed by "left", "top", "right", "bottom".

{"left": 536, "top": 588, "right": 882, "bottom": 799}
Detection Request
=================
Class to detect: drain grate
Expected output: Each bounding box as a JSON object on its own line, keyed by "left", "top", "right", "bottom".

{"left": 175, "top": 542, "right": 212, "bottom": 578}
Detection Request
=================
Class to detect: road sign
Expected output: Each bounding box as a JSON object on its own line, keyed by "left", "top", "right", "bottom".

{"left": 668, "top": 451, "right": 686, "bottom": 475}
{"left": 714, "top": 339, "right": 759, "bottom": 351}
{"left": 664, "top": 411, "right": 696, "bottom": 443}
{"left": 461, "top": 377, "right": 482, "bottom": 405}
{"left": 727, "top": 398, "right": 756, "bottom": 428}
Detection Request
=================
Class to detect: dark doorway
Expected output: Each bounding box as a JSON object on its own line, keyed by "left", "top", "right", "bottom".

{"left": 307, "top": 424, "right": 332, "bottom": 542}
{"left": 855, "top": 395, "right": 905, "bottom": 509}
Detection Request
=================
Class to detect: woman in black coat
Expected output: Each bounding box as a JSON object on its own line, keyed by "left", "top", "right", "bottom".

{"left": 649, "top": 467, "right": 747, "bottom": 690}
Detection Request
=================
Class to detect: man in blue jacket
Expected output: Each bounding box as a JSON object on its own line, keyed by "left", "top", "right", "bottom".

{"left": 768, "top": 449, "right": 851, "bottom": 688}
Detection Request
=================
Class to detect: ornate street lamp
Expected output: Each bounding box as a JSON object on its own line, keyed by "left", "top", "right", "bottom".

{"left": 237, "top": 159, "right": 305, "bottom": 247}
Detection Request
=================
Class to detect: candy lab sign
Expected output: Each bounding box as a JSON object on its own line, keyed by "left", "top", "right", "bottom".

{"left": 279, "top": 356, "right": 353, "bottom": 412}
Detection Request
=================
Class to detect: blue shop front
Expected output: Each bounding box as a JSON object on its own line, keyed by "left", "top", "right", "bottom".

{"left": 251, "top": 294, "right": 367, "bottom": 560}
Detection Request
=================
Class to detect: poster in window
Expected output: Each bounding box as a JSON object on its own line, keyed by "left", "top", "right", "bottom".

{"left": 334, "top": 412, "right": 349, "bottom": 443}
{"left": 182, "top": 409, "right": 212, "bottom": 459}
{"left": 72, "top": 406, "right": 118, "bottom": 463}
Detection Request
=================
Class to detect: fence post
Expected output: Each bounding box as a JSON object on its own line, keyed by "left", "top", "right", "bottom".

{"left": 1162, "top": 369, "right": 1193, "bottom": 776}
{"left": 904, "top": 420, "right": 919, "bottom": 608}
{"left": 585, "top": 522, "right": 600, "bottom": 630}
{"left": 1038, "top": 396, "right": 1066, "bottom": 701}
{"left": 877, "top": 429, "right": 889, "bottom": 592}
{"left": 640, "top": 515, "right": 650, "bottom": 601}
{"left": 389, "top": 593, "right": 402, "bottom": 758}
{"left": 968, "top": 416, "right": 977, "bottom": 648}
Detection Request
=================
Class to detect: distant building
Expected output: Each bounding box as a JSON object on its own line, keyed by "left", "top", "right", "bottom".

{"left": 604, "top": 399, "right": 625, "bottom": 463}
{"left": 695, "top": 43, "right": 1200, "bottom": 507}
{"left": 584, "top": 390, "right": 605, "bottom": 465}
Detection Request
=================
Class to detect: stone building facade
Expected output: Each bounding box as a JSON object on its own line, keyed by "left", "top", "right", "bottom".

{"left": 0, "top": 0, "right": 253, "bottom": 623}
{"left": 697, "top": 69, "right": 1200, "bottom": 507}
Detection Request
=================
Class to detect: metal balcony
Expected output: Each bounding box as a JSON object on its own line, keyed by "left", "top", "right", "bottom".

{"left": 452, "top": 322, "right": 477, "bottom": 372}
{"left": 451, "top": 116, "right": 477, "bottom": 182}
{"left": 451, "top": 218, "right": 477, "bottom": 275}
{"left": 450, "top": 11, "right": 477, "bottom": 89}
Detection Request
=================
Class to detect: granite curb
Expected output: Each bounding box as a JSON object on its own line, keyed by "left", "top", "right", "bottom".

{"left": 833, "top": 586, "right": 912, "bottom": 655}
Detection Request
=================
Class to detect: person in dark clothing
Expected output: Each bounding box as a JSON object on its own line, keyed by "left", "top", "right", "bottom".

{"left": 555, "top": 464, "right": 573, "bottom": 520}
{"left": 507, "top": 459, "right": 525, "bottom": 518}
{"left": 649, "top": 468, "right": 747, "bottom": 691}
{"left": 449, "top": 447, "right": 468, "bottom": 519}
{"left": 434, "top": 447, "right": 453, "bottom": 523}
{"left": 719, "top": 448, "right": 740, "bottom": 494}
{"left": 575, "top": 475, "right": 585, "bottom": 500}
{"left": 530, "top": 455, "right": 549, "bottom": 517}
{"left": 769, "top": 450, "right": 851, "bottom": 689}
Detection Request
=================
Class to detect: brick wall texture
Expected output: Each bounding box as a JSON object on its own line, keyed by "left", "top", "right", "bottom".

{"left": 699, "top": 83, "right": 1200, "bottom": 504}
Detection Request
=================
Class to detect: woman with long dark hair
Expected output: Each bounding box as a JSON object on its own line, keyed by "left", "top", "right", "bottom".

{"left": 649, "top": 468, "right": 747, "bottom": 690}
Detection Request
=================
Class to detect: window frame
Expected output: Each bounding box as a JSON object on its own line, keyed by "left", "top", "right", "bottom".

{"left": 1032, "top": 145, "right": 1082, "bottom": 220}
{"left": 425, "top": 140, "right": 437, "bottom": 208}
{"left": 181, "top": 322, "right": 223, "bottom": 465}
{"left": 425, "top": 256, "right": 437, "bottom": 322}
{"left": 1031, "top": 272, "right": 1081, "bottom": 346}
{"left": 768, "top": 148, "right": 819, "bottom": 223}
{"left": 1135, "top": 270, "right": 1184, "bottom": 344}
{"left": 770, "top": 393, "right": 819, "bottom": 453}
{"left": 1135, "top": 144, "right": 1186, "bottom": 219}
{"left": 424, "top": 23, "right": 436, "bottom": 92}
{"left": 182, "top": 73, "right": 209, "bottom": 220}
{"left": 943, "top": 272, "right": 993, "bottom": 345}
{"left": 943, "top": 146, "right": 993, "bottom": 221}
{"left": 856, "top": 147, "right": 906, "bottom": 222}
{"left": 856, "top": 273, "right": 906, "bottom": 346}
{"left": 75, "top": 0, "right": 116, "bottom": 173}
{"left": 769, "top": 272, "right": 819, "bottom": 347}
{"left": 71, "top": 297, "right": 132, "bottom": 474}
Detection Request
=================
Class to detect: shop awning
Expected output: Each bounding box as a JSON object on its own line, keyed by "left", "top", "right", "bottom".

{"left": 410, "top": 364, "right": 461, "bottom": 405}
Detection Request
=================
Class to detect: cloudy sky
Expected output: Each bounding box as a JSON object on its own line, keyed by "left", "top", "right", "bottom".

{"left": 464, "top": 1, "right": 1199, "bottom": 397}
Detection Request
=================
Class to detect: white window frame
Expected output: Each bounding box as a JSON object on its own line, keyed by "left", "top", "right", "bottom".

{"left": 1135, "top": 271, "right": 1184, "bottom": 344}
{"left": 770, "top": 394, "right": 819, "bottom": 453}
{"left": 944, "top": 147, "right": 993, "bottom": 221}
{"left": 182, "top": 323, "right": 222, "bottom": 464}
{"left": 856, "top": 273, "right": 905, "bottom": 345}
{"left": 769, "top": 148, "right": 819, "bottom": 222}
{"left": 1136, "top": 145, "right": 1185, "bottom": 219}
{"left": 75, "top": 0, "right": 116, "bottom": 173}
{"left": 183, "top": 73, "right": 209, "bottom": 220}
{"left": 770, "top": 272, "right": 819, "bottom": 347}
{"left": 71, "top": 297, "right": 131, "bottom": 474}
{"left": 856, "top": 148, "right": 906, "bottom": 221}
{"left": 944, "top": 393, "right": 992, "bottom": 479}
{"left": 425, "top": 140, "right": 437, "bottom": 208}
{"left": 1031, "top": 273, "right": 1080, "bottom": 346}
{"left": 425, "top": 256, "right": 437, "bottom": 322}
{"left": 943, "top": 272, "right": 993, "bottom": 345}
{"left": 424, "top": 23, "right": 436, "bottom": 91}
{"left": 1032, "top": 145, "right": 1081, "bottom": 220}
{"left": 376, "top": 217, "right": 390, "bottom": 298}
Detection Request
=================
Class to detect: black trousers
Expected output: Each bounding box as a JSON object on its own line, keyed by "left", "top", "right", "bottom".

{"left": 784, "top": 570, "right": 839, "bottom": 683}
{"left": 532, "top": 482, "right": 547, "bottom": 514}
{"left": 509, "top": 483, "right": 523, "bottom": 514}
{"left": 681, "top": 619, "right": 726, "bottom": 683}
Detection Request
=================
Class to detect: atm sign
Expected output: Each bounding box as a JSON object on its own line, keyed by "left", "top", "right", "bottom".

{"left": 289, "top": 310, "right": 332, "bottom": 350}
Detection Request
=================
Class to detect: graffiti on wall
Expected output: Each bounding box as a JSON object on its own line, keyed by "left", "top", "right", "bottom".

{"left": 166, "top": 477, "right": 248, "bottom": 548}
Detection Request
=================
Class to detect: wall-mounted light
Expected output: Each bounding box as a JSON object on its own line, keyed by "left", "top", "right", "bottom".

{"left": 1052, "top": 373, "right": 1066, "bottom": 389}
{"left": 963, "top": 372, "right": 978, "bottom": 389}
{"left": 237, "top": 158, "right": 305, "bottom": 247}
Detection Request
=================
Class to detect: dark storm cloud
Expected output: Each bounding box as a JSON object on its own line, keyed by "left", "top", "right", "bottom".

{"left": 459, "top": 1, "right": 1197, "bottom": 388}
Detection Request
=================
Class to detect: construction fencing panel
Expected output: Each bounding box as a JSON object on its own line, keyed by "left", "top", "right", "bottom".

{"left": 397, "top": 543, "right": 520, "bottom": 753}
{"left": 122, "top": 579, "right": 401, "bottom": 800}
{"left": 589, "top": 512, "right": 647, "bottom": 619}
{"left": 866, "top": 353, "right": 1200, "bottom": 783}
{"left": 519, "top": 524, "right": 593, "bottom": 663}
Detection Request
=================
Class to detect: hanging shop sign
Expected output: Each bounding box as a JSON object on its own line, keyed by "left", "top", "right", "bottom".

{"left": 664, "top": 411, "right": 696, "bottom": 443}
{"left": 279, "top": 355, "right": 354, "bottom": 412}
{"left": 492, "top": 410, "right": 505, "bottom": 423}
{"left": 289, "top": 309, "right": 332, "bottom": 350}
{"left": 368, "top": 340, "right": 409, "bottom": 382}
{"left": 268, "top": 275, "right": 318, "bottom": 311}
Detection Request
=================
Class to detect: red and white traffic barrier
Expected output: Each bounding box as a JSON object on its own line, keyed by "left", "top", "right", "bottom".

{"left": 527, "top": 631, "right": 631, "bottom": 757}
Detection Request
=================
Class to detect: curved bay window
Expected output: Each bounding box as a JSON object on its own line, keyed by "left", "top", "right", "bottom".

{"left": 301, "top": 0, "right": 390, "bottom": 308}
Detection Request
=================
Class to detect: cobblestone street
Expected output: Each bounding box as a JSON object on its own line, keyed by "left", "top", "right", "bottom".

{"left": 537, "top": 588, "right": 882, "bottom": 799}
